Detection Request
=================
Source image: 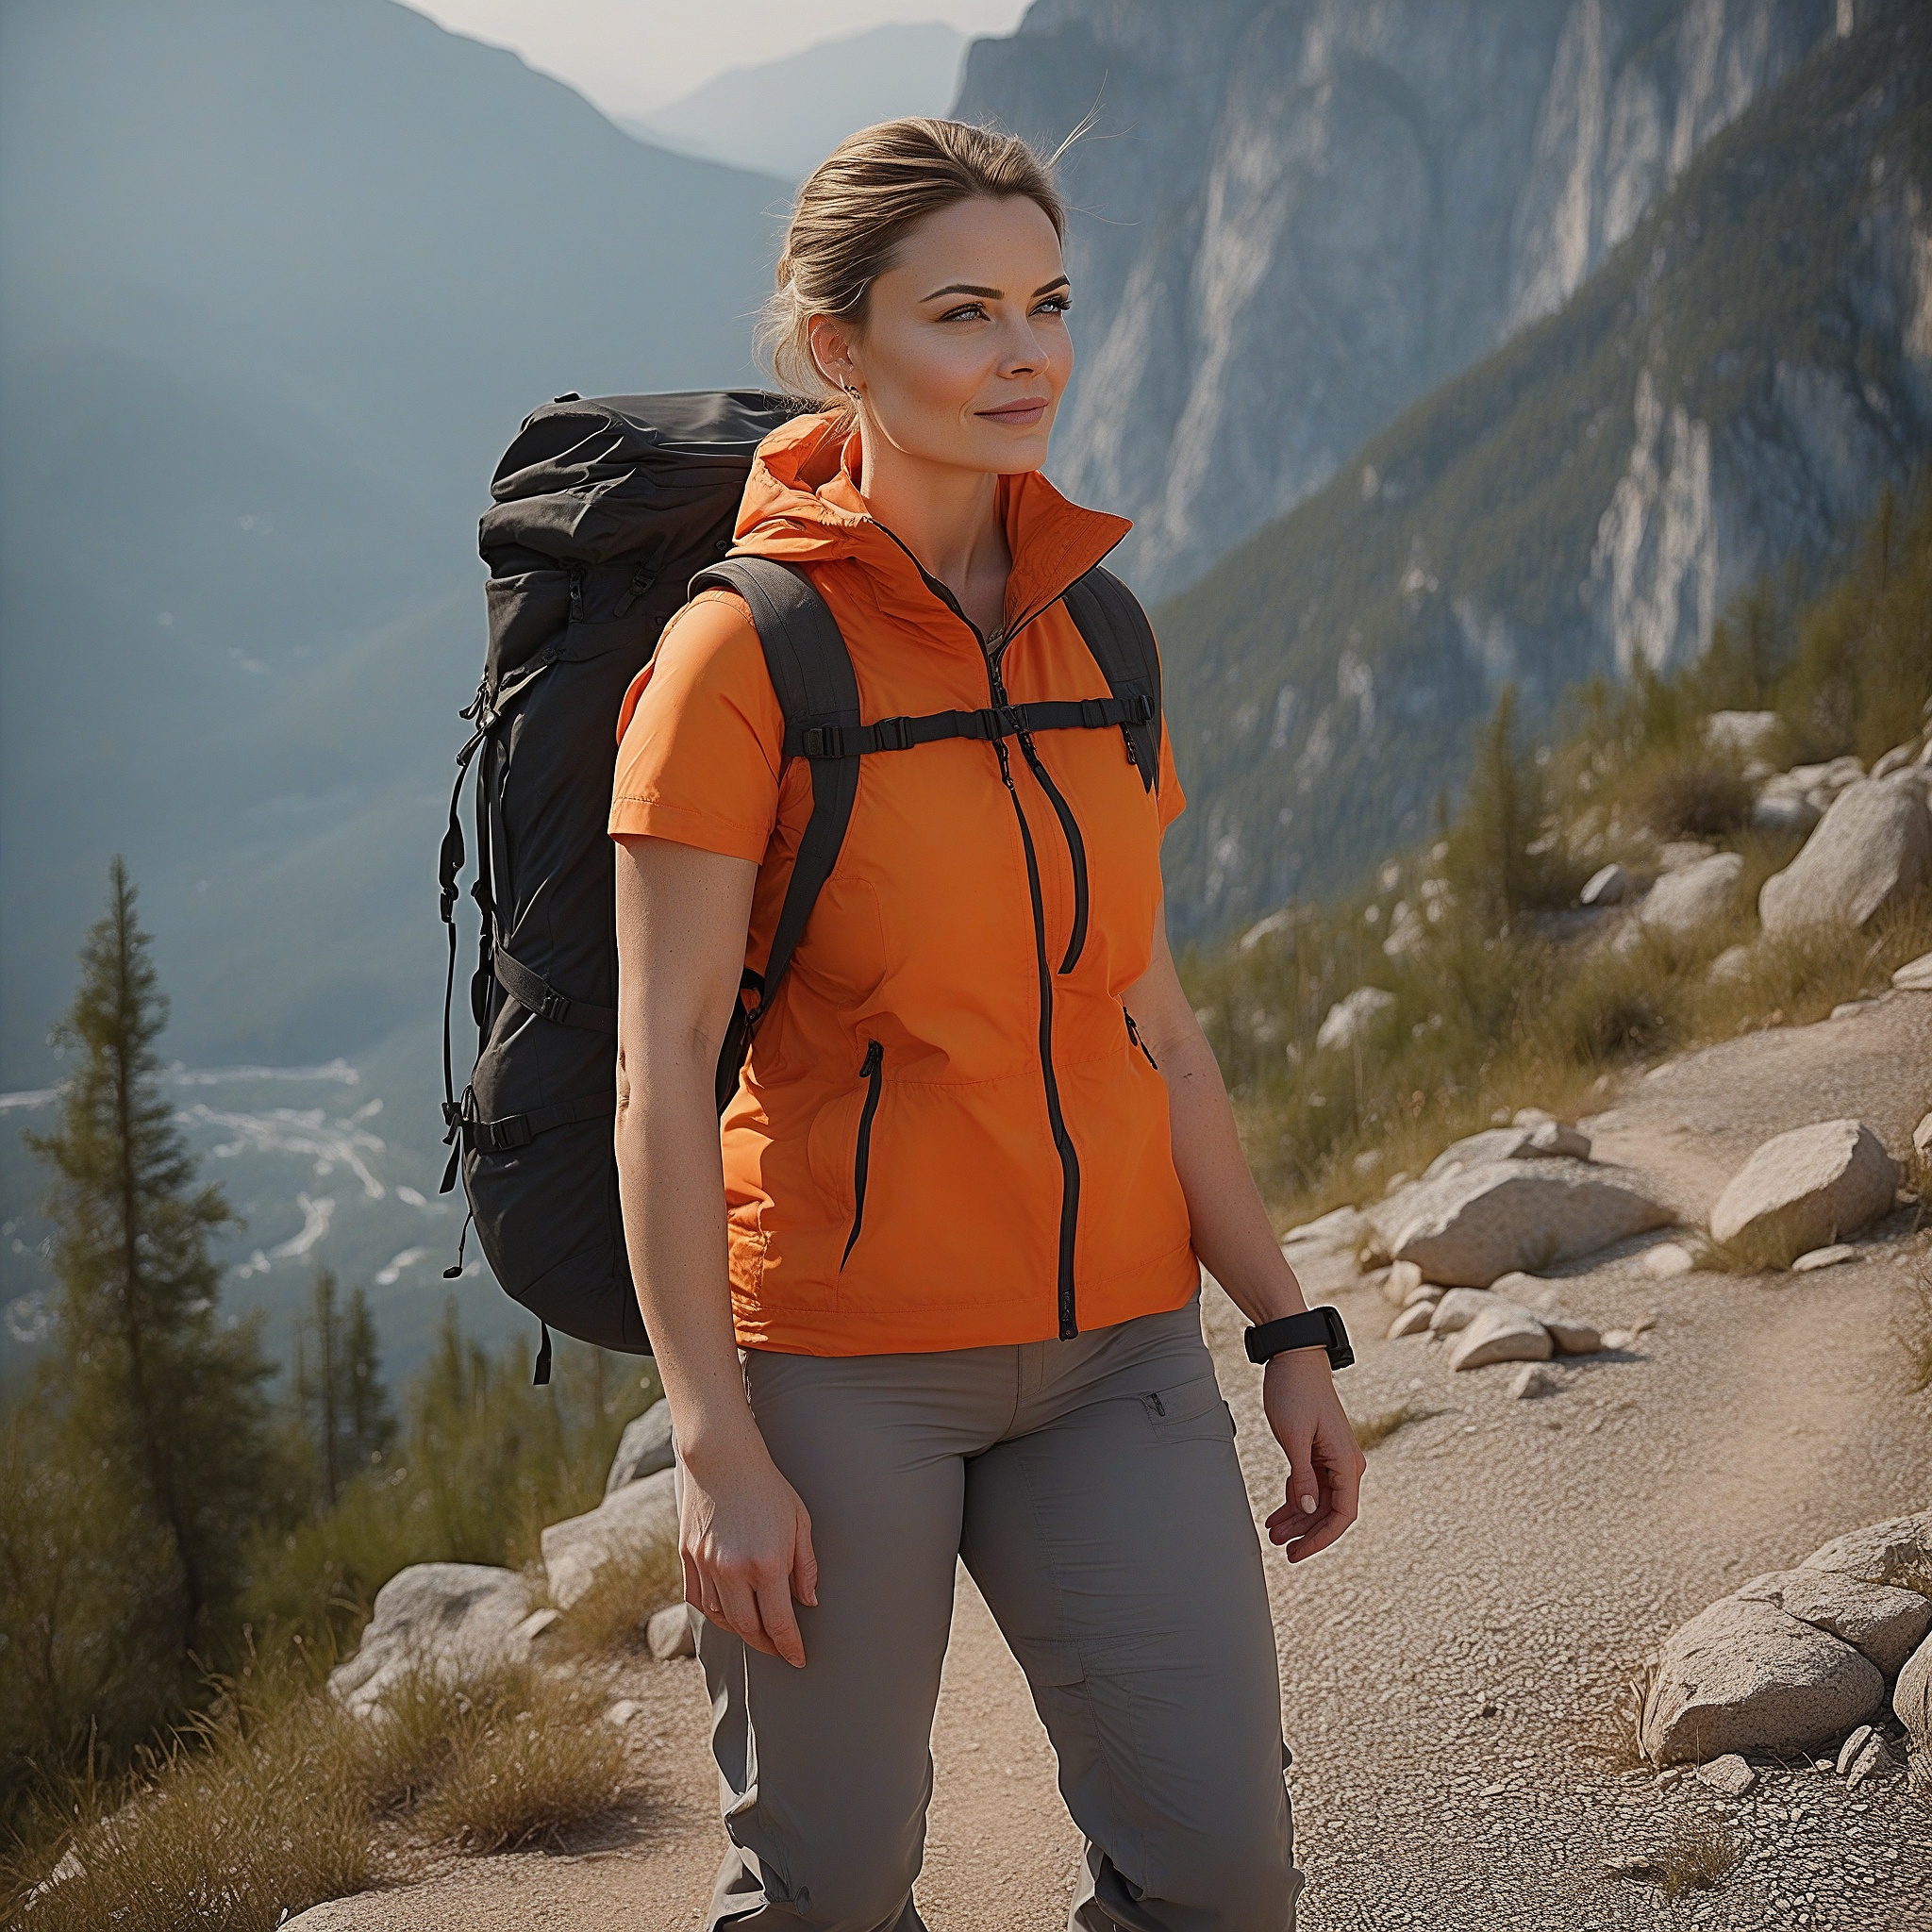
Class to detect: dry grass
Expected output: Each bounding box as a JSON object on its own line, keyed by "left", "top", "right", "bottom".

{"left": 551, "top": 1537, "right": 684, "bottom": 1659}
{"left": 1655, "top": 1815, "right": 1745, "bottom": 1898}
{"left": 1347, "top": 1401, "right": 1432, "bottom": 1452}
{"left": 5, "top": 1657, "right": 628, "bottom": 1927}
{"left": 1574, "top": 1659, "right": 1658, "bottom": 1776}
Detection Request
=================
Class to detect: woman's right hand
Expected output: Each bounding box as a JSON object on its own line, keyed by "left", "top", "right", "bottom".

{"left": 679, "top": 1437, "right": 819, "bottom": 1668}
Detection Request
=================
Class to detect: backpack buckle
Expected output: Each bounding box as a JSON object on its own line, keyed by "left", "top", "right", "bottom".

{"left": 873, "top": 715, "right": 912, "bottom": 751}
{"left": 537, "top": 990, "right": 572, "bottom": 1025}
{"left": 477, "top": 1112, "right": 532, "bottom": 1153}
{"left": 801, "top": 724, "right": 844, "bottom": 758}
{"left": 1078, "top": 698, "right": 1106, "bottom": 729}
{"left": 1129, "top": 691, "right": 1155, "bottom": 724}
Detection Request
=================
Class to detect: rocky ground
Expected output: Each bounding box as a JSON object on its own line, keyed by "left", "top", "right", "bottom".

{"left": 291, "top": 990, "right": 1932, "bottom": 1931}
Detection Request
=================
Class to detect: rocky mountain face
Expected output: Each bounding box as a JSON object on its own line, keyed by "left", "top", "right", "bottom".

{"left": 958, "top": 0, "right": 1845, "bottom": 598}
{"left": 1145, "top": 0, "right": 1930, "bottom": 940}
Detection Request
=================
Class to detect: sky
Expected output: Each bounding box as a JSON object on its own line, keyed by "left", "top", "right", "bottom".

{"left": 396, "top": 0, "right": 1031, "bottom": 120}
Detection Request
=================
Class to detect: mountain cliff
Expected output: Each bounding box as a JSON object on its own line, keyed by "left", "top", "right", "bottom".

{"left": 958, "top": 0, "right": 1846, "bottom": 596}
{"left": 1150, "top": 0, "right": 1932, "bottom": 940}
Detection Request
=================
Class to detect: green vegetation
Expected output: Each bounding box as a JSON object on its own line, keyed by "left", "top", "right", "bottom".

{"left": 1184, "top": 487, "right": 1932, "bottom": 1222}
{"left": 1155, "top": 2, "right": 1932, "bottom": 941}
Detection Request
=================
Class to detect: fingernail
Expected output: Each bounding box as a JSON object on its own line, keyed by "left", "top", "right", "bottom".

{"left": 1301, "top": 1493, "right": 1318, "bottom": 1512}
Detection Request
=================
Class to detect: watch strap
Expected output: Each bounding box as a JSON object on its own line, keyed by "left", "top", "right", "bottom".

{"left": 1243, "top": 1305, "right": 1354, "bottom": 1370}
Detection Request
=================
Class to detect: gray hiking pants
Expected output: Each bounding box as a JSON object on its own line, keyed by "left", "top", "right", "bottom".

{"left": 692, "top": 1296, "right": 1304, "bottom": 1931}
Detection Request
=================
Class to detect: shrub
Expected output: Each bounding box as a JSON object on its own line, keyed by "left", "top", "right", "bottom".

{"left": 553, "top": 1536, "right": 685, "bottom": 1659}
{"left": 1635, "top": 760, "right": 1755, "bottom": 840}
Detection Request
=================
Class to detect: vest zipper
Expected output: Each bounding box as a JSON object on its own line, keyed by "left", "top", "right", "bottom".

{"left": 841, "top": 1039, "right": 884, "bottom": 1269}
{"left": 1124, "top": 1008, "right": 1159, "bottom": 1069}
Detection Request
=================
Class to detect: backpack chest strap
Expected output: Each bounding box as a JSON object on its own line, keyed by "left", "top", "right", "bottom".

{"left": 787, "top": 691, "right": 1154, "bottom": 761}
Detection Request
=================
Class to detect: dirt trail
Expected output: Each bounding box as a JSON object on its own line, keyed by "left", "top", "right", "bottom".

{"left": 291, "top": 994, "right": 1932, "bottom": 1931}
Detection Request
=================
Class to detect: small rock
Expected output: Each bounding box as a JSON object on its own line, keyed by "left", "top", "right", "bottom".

{"left": 1828, "top": 999, "right": 1874, "bottom": 1021}
{"left": 1695, "top": 1754, "right": 1757, "bottom": 1796}
{"left": 1895, "top": 1632, "right": 1931, "bottom": 1757}
{"left": 1759, "top": 780, "right": 1932, "bottom": 936}
{"left": 1541, "top": 1313, "right": 1602, "bottom": 1355}
{"left": 1403, "top": 1282, "right": 1446, "bottom": 1309}
{"left": 1835, "top": 1724, "right": 1874, "bottom": 1775}
{"left": 1846, "top": 1732, "right": 1897, "bottom": 1788}
{"left": 1352, "top": 1148, "right": 1384, "bottom": 1176}
{"left": 1281, "top": 1205, "right": 1369, "bottom": 1254}
{"left": 648, "top": 1602, "right": 696, "bottom": 1660}
{"left": 1600, "top": 1328, "right": 1638, "bottom": 1351}
{"left": 1581, "top": 862, "right": 1629, "bottom": 907}
{"left": 1641, "top": 1241, "right": 1695, "bottom": 1279}
{"left": 1511, "top": 1107, "right": 1557, "bottom": 1128}
{"left": 1872, "top": 741, "right": 1918, "bottom": 780}
{"left": 1707, "top": 942, "right": 1755, "bottom": 984}
{"left": 1606, "top": 1853, "right": 1664, "bottom": 1880}
{"left": 514, "top": 1607, "right": 560, "bottom": 1642}
{"left": 1387, "top": 1301, "right": 1435, "bottom": 1340}
{"left": 1752, "top": 792, "right": 1823, "bottom": 835}
{"left": 1449, "top": 1304, "right": 1553, "bottom": 1371}
{"left": 1315, "top": 986, "right": 1396, "bottom": 1053}
{"left": 1709, "top": 1120, "right": 1899, "bottom": 1261}
{"left": 1893, "top": 950, "right": 1932, "bottom": 992}
{"left": 1641, "top": 853, "right": 1743, "bottom": 936}
{"left": 1641, "top": 1598, "right": 1886, "bottom": 1763}
{"left": 1508, "top": 1362, "right": 1557, "bottom": 1399}
{"left": 606, "top": 1398, "right": 676, "bottom": 1493}
{"left": 1383, "top": 1258, "right": 1425, "bottom": 1307}
{"left": 1705, "top": 710, "right": 1781, "bottom": 758}
{"left": 605, "top": 1698, "right": 642, "bottom": 1726}
{"left": 1490, "top": 1270, "right": 1549, "bottom": 1300}
{"left": 1528, "top": 1121, "right": 1591, "bottom": 1158}
{"left": 1423, "top": 1127, "right": 1534, "bottom": 1179}
{"left": 1790, "top": 1243, "right": 1859, "bottom": 1273}
{"left": 1428, "top": 1287, "right": 1493, "bottom": 1334}
{"left": 1915, "top": 1110, "right": 1932, "bottom": 1158}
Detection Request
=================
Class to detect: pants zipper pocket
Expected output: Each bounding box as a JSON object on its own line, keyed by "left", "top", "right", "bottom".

{"left": 841, "top": 1040, "right": 884, "bottom": 1269}
{"left": 1124, "top": 1008, "right": 1159, "bottom": 1069}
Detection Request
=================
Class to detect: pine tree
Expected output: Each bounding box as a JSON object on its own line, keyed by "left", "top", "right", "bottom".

{"left": 25, "top": 859, "right": 276, "bottom": 1663}
{"left": 1445, "top": 684, "right": 1543, "bottom": 931}
{"left": 291, "top": 1269, "right": 395, "bottom": 1507}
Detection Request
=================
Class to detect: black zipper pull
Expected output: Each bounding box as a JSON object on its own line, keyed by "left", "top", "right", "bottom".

{"left": 859, "top": 1038, "right": 882, "bottom": 1077}
{"left": 1125, "top": 1009, "right": 1158, "bottom": 1069}
{"left": 1122, "top": 725, "right": 1140, "bottom": 767}
{"left": 567, "top": 564, "right": 585, "bottom": 622}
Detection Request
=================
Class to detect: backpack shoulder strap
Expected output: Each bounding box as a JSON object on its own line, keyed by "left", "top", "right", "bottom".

{"left": 688, "top": 556, "right": 859, "bottom": 1111}
{"left": 1061, "top": 565, "right": 1162, "bottom": 794}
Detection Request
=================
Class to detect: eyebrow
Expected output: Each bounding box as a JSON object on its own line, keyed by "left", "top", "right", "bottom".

{"left": 921, "top": 275, "right": 1072, "bottom": 302}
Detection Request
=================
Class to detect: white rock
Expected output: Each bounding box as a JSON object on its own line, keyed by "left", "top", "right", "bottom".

{"left": 1896, "top": 1632, "right": 1932, "bottom": 1757}
{"left": 1640, "top": 853, "right": 1744, "bottom": 937}
{"left": 1282, "top": 1205, "right": 1368, "bottom": 1254}
{"left": 1893, "top": 950, "right": 1932, "bottom": 992}
{"left": 1695, "top": 1753, "right": 1757, "bottom": 1797}
{"left": 1403, "top": 1282, "right": 1446, "bottom": 1309}
{"left": 1423, "top": 1127, "right": 1530, "bottom": 1179}
{"left": 1916, "top": 1110, "right": 1932, "bottom": 1159}
{"left": 606, "top": 1398, "right": 675, "bottom": 1494}
{"left": 1873, "top": 741, "right": 1918, "bottom": 780}
{"left": 647, "top": 1602, "right": 696, "bottom": 1660}
{"left": 542, "top": 1468, "right": 678, "bottom": 1613}
{"left": 1315, "top": 987, "right": 1396, "bottom": 1053}
{"left": 1734, "top": 1569, "right": 1932, "bottom": 1674}
{"left": 1541, "top": 1312, "right": 1603, "bottom": 1355}
{"left": 1708, "top": 1120, "right": 1899, "bottom": 1259}
{"left": 1845, "top": 1732, "right": 1898, "bottom": 1788}
{"left": 514, "top": 1607, "right": 560, "bottom": 1642}
{"left": 1790, "top": 1243, "right": 1860, "bottom": 1273}
{"left": 1580, "top": 863, "right": 1629, "bottom": 907}
{"left": 605, "top": 1698, "right": 642, "bottom": 1726}
{"left": 1490, "top": 1271, "right": 1549, "bottom": 1300}
{"left": 1836, "top": 1723, "right": 1875, "bottom": 1775}
{"left": 1600, "top": 1328, "right": 1638, "bottom": 1351}
{"left": 1428, "top": 1287, "right": 1493, "bottom": 1334}
{"left": 1508, "top": 1362, "right": 1557, "bottom": 1399}
{"left": 1759, "top": 780, "right": 1932, "bottom": 936}
{"left": 1707, "top": 942, "right": 1755, "bottom": 984}
{"left": 1381, "top": 1159, "right": 1672, "bottom": 1288}
{"left": 1801, "top": 1509, "right": 1932, "bottom": 1588}
{"left": 1383, "top": 1258, "right": 1425, "bottom": 1306}
{"left": 327, "top": 1563, "right": 533, "bottom": 1716}
{"left": 1656, "top": 840, "right": 1716, "bottom": 874}
{"left": 1529, "top": 1121, "right": 1590, "bottom": 1158}
{"left": 1705, "top": 710, "right": 1782, "bottom": 758}
{"left": 1641, "top": 1597, "right": 1886, "bottom": 1764}
{"left": 1387, "top": 1301, "right": 1435, "bottom": 1340}
{"left": 1828, "top": 1000, "right": 1874, "bottom": 1022}
{"left": 1449, "top": 1304, "right": 1553, "bottom": 1371}
{"left": 1641, "top": 1241, "right": 1696, "bottom": 1279}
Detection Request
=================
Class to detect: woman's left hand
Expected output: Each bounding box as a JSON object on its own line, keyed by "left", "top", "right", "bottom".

{"left": 1260, "top": 1348, "right": 1365, "bottom": 1561}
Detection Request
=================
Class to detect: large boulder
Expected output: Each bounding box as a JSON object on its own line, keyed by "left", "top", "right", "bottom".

{"left": 1734, "top": 1569, "right": 1932, "bottom": 1675}
{"left": 1640, "top": 852, "right": 1744, "bottom": 937}
{"left": 1758, "top": 779, "right": 1932, "bottom": 937}
{"left": 1641, "top": 1596, "right": 1886, "bottom": 1764}
{"left": 1707, "top": 1120, "right": 1899, "bottom": 1263}
{"left": 1448, "top": 1303, "right": 1552, "bottom": 1372}
{"left": 1315, "top": 986, "right": 1396, "bottom": 1053}
{"left": 327, "top": 1563, "right": 534, "bottom": 1716}
{"left": 1378, "top": 1159, "right": 1672, "bottom": 1288}
{"left": 542, "top": 1467, "right": 678, "bottom": 1611}
{"left": 1423, "top": 1123, "right": 1589, "bottom": 1181}
{"left": 606, "top": 1398, "right": 675, "bottom": 1495}
{"left": 1800, "top": 1508, "right": 1932, "bottom": 1587}
{"left": 1896, "top": 1633, "right": 1932, "bottom": 1757}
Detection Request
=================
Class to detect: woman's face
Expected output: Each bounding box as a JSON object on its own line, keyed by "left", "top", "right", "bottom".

{"left": 810, "top": 193, "right": 1074, "bottom": 476}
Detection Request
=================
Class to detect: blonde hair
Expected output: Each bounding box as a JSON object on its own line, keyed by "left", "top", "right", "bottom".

{"left": 759, "top": 117, "right": 1070, "bottom": 414}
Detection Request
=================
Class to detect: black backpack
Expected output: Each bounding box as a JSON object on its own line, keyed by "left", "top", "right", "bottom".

{"left": 438, "top": 391, "right": 1164, "bottom": 1379}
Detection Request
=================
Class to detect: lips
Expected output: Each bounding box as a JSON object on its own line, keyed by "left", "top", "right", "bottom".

{"left": 977, "top": 397, "right": 1050, "bottom": 426}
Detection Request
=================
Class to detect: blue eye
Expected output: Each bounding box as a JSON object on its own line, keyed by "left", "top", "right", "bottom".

{"left": 1036, "top": 295, "right": 1073, "bottom": 315}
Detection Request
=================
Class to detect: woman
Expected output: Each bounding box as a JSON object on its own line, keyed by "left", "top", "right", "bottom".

{"left": 610, "top": 118, "right": 1363, "bottom": 1932}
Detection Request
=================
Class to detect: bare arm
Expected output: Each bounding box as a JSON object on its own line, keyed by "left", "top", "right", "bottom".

{"left": 1124, "top": 908, "right": 1365, "bottom": 1562}
{"left": 613, "top": 834, "right": 817, "bottom": 1664}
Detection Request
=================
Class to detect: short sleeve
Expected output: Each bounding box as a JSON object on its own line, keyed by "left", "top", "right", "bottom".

{"left": 609, "top": 590, "right": 783, "bottom": 862}
{"left": 1156, "top": 699, "right": 1186, "bottom": 833}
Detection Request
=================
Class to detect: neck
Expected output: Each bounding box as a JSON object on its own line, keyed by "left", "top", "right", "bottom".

{"left": 853, "top": 416, "right": 1011, "bottom": 633}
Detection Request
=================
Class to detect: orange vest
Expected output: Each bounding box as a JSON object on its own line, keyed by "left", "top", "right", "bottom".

{"left": 610, "top": 412, "right": 1197, "bottom": 1355}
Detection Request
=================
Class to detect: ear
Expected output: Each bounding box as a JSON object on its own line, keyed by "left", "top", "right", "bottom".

{"left": 808, "top": 315, "right": 859, "bottom": 392}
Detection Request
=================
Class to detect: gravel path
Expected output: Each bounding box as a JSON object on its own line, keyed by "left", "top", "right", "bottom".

{"left": 291, "top": 995, "right": 1932, "bottom": 1930}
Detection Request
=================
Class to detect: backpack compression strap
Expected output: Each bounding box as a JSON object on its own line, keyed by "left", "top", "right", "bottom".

{"left": 1061, "top": 565, "right": 1162, "bottom": 793}
{"left": 690, "top": 557, "right": 860, "bottom": 1112}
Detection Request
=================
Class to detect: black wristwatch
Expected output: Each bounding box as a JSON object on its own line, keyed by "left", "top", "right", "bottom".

{"left": 1243, "top": 1305, "right": 1354, "bottom": 1370}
